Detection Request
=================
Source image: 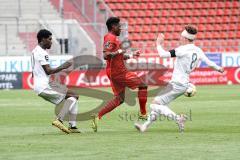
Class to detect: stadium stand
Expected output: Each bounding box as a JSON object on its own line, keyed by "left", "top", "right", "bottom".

{"left": 0, "top": 0, "right": 61, "bottom": 55}
{"left": 0, "top": 0, "right": 239, "bottom": 56}
{"left": 49, "top": 0, "right": 113, "bottom": 57}
{"left": 102, "top": 0, "right": 240, "bottom": 53}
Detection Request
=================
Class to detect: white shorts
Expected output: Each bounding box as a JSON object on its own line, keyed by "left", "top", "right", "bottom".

{"left": 38, "top": 82, "right": 68, "bottom": 105}
{"left": 154, "top": 82, "right": 188, "bottom": 105}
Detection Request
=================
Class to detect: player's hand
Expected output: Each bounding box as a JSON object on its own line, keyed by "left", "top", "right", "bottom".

{"left": 156, "top": 33, "right": 164, "bottom": 46}
{"left": 62, "top": 61, "right": 72, "bottom": 69}
{"left": 117, "top": 49, "right": 126, "bottom": 54}
{"left": 218, "top": 67, "right": 224, "bottom": 73}
{"left": 133, "top": 50, "right": 141, "bottom": 58}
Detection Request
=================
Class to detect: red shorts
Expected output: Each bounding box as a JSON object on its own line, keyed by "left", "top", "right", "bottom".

{"left": 108, "top": 71, "right": 144, "bottom": 96}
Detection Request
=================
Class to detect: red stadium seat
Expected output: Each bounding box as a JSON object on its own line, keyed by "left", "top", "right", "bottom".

{"left": 177, "top": 2, "right": 185, "bottom": 9}
{"left": 210, "top": 2, "right": 218, "bottom": 8}
{"left": 228, "top": 31, "right": 236, "bottom": 39}
{"left": 132, "top": 3, "right": 140, "bottom": 10}
{"left": 108, "top": 3, "right": 116, "bottom": 9}
{"left": 153, "top": 10, "right": 160, "bottom": 17}
{"left": 147, "top": 3, "right": 156, "bottom": 9}
{"left": 230, "top": 16, "right": 238, "bottom": 23}
{"left": 222, "top": 24, "right": 229, "bottom": 31}
{"left": 232, "top": 8, "right": 239, "bottom": 15}
{"left": 150, "top": 25, "right": 158, "bottom": 32}
{"left": 161, "top": 3, "right": 171, "bottom": 9}
{"left": 161, "top": 10, "right": 169, "bottom": 17}
{"left": 175, "top": 17, "right": 184, "bottom": 24}
{"left": 121, "top": 11, "right": 130, "bottom": 17}
{"left": 145, "top": 10, "right": 153, "bottom": 17}
{"left": 216, "top": 9, "right": 224, "bottom": 16}
{"left": 198, "top": 24, "right": 205, "bottom": 31}
{"left": 217, "top": 2, "right": 225, "bottom": 8}
{"left": 197, "top": 32, "right": 205, "bottom": 39}
{"left": 159, "top": 17, "right": 167, "bottom": 24}
{"left": 144, "top": 17, "right": 153, "bottom": 24}
{"left": 233, "top": 1, "right": 240, "bottom": 8}
{"left": 220, "top": 32, "right": 228, "bottom": 39}
{"left": 202, "top": 2, "right": 209, "bottom": 9}
{"left": 168, "top": 17, "right": 175, "bottom": 24}
{"left": 225, "top": 1, "right": 232, "bottom": 8}
{"left": 124, "top": 3, "right": 132, "bottom": 10}
{"left": 171, "top": 3, "right": 179, "bottom": 9}
{"left": 222, "top": 16, "right": 230, "bottom": 23}
{"left": 139, "top": 3, "right": 148, "bottom": 10}
{"left": 115, "top": 3, "right": 124, "bottom": 10}
{"left": 142, "top": 25, "right": 151, "bottom": 33}
{"left": 185, "top": 2, "right": 194, "bottom": 9}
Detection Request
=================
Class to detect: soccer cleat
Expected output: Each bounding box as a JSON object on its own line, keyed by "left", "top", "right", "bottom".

{"left": 138, "top": 114, "right": 148, "bottom": 121}
{"left": 52, "top": 119, "right": 70, "bottom": 134}
{"left": 91, "top": 114, "right": 98, "bottom": 132}
{"left": 68, "top": 126, "right": 81, "bottom": 133}
{"left": 134, "top": 123, "right": 147, "bottom": 133}
{"left": 176, "top": 114, "right": 187, "bottom": 133}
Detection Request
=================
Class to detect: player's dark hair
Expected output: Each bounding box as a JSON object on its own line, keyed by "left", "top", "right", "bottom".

{"left": 185, "top": 25, "right": 198, "bottom": 35}
{"left": 185, "top": 25, "right": 197, "bottom": 42}
{"left": 37, "top": 29, "right": 52, "bottom": 43}
{"left": 106, "top": 17, "right": 120, "bottom": 31}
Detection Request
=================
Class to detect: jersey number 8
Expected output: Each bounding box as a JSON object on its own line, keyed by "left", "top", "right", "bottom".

{"left": 190, "top": 53, "right": 198, "bottom": 70}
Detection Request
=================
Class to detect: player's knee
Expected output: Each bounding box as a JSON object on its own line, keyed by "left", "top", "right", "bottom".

{"left": 72, "top": 92, "right": 79, "bottom": 99}
{"left": 152, "top": 99, "right": 162, "bottom": 106}
{"left": 74, "top": 94, "right": 79, "bottom": 100}
{"left": 116, "top": 96, "right": 125, "bottom": 104}
{"left": 139, "top": 83, "right": 148, "bottom": 89}
{"left": 66, "top": 93, "right": 79, "bottom": 100}
{"left": 149, "top": 111, "right": 158, "bottom": 121}
{"left": 119, "top": 97, "right": 125, "bottom": 104}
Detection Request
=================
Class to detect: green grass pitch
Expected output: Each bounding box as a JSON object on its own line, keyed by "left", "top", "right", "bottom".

{"left": 0, "top": 85, "right": 240, "bottom": 160}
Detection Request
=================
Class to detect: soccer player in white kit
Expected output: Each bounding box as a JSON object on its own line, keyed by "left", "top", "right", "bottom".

{"left": 134, "top": 25, "right": 224, "bottom": 133}
{"left": 32, "top": 29, "right": 80, "bottom": 134}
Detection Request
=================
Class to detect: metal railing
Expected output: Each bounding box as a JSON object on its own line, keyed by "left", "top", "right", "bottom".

{"left": 0, "top": 21, "right": 101, "bottom": 56}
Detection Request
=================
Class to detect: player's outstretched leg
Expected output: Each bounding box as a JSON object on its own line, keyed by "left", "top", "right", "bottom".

{"left": 52, "top": 98, "right": 72, "bottom": 134}
{"left": 65, "top": 90, "right": 81, "bottom": 133}
{"left": 52, "top": 119, "right": 70, "bottom": 134}
{"left": 176, "top": 114, "right": 187, "bottom": 133}
{"left": 98, "top": 93, "right": 124, "bottom": 119}
{"left": 92, "top": 93, "right": 124, "bottom": 132}
{"left": 53, "top": 90, "right": 80, "bottom": 134}
{"left": 138, "top": 86, "right": 148, "bottom": 120}
{"left": 135, "top": 103, "right": 186, "bottom": 133}
{"left": 91, "top": 114, "right": 98, "bottom": 133}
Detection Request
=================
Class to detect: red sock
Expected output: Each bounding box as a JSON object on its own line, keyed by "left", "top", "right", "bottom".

{"left": 138, "top": 88, "right": 147, "bottom": 115}
{"left": 98, "top": 97, "right": 121, "bottom": 119}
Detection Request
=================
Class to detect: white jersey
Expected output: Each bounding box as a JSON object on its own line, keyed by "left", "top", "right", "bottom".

{"left": 170, "top": 44, "right": 221, "bottom": 85}
{"left": 31, "top": 45, "right": 50, "bottom": 94}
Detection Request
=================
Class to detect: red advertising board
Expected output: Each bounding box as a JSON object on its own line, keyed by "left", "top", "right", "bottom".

{"left": 22, "top": 67, "right": 240, "bottom": 89}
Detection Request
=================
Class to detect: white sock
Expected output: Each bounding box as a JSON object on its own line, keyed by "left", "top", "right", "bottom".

{"left": 142, "top": 103, "right": 177, "bottom": 129}
{"left": 150, "top": 104, "right": 177, "bottom": 120}
{"left": 57, "top": 98, "right": 74, "bottom": 121}
{"left": 67, "top": 97, "right": 78, "bottom": 127}
{"left": 142, "top": 110, "right": 158, "bottom": 129}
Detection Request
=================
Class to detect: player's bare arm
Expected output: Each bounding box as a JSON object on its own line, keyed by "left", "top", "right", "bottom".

{"left": 42, "top": 61, "right": 72, "bottom": 75}
{"left": 200, "top": 51, "right": 224, "bottom": 73}
{"left": 103, "top": 49, "right": 126, "bottom": 59}
{"left": 156, "top": 33, "right": 173, "bottom": 58}
{"left": 123, "top": 50, "right": 141, "bottom": 60}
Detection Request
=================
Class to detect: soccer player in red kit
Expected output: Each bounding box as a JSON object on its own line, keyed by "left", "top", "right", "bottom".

{"left": 92, "top": 17, "right": 148, "bottom": 132}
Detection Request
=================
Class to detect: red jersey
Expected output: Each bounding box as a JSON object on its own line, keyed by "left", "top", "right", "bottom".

{"left": 103, "top": 33, "right": 127, "bottom": 76}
